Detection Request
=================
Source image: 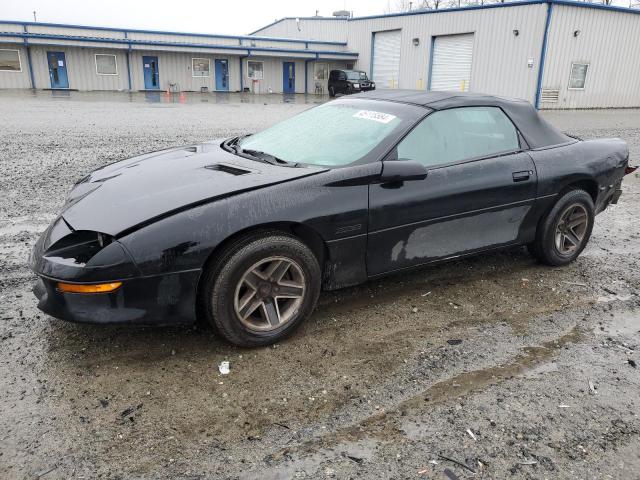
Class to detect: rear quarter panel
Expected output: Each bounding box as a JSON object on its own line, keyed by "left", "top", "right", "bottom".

{"left": 529, "top": 138, "right": 629, "bottom": 212}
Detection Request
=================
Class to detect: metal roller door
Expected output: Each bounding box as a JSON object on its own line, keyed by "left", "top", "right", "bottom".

{"left": 430, "top": 33, "right": 474, "bottom": 92}
{"left": 373, "top": 30, "right": 401, "bottom": 89}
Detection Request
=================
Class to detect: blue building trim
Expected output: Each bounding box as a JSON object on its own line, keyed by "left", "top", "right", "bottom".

{"left": 426, "top": 36, "right": 436, "bottom": 91}
{"left": 0, "top": 32, "right": 358, "bottom": 58}
{"left": 250, "top": 0, "right": 639, "bottom": 32}
{"left": 21, "top": 25, "right": 35, "bottom": 89}
{"left": 248, "top": 16, "right": 347, "bottom": 36}
{"left": 239, "top": 54, "right": 250, "bottom": 91}
{"left": 123, "top": 31, "right": 132, "bottom": 91}
{"left": 369, "top": 32, "right": 375, "bottom": 79}
{"left": 304, "top": 57, "right": 316, "bottom": 94}
{"left": 0, "top": 19, "right": 348, "bottom": 46}
{"left": 550, "top": 0, "right": 640, "bottom": 15}
{"left": 535, "top": 1, "right": 554, "bottom": 110}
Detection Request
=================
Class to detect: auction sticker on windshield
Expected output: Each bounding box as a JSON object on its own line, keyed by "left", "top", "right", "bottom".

{"left": 353, "top": 110, "right": 397, "bottom": 124}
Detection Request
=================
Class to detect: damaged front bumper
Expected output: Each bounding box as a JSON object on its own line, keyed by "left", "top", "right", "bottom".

{"left": 30, "top": 216, "right": 199, "bottom": 326}
{"left": 32, "top": 272, "right": 199, "bottom": 325}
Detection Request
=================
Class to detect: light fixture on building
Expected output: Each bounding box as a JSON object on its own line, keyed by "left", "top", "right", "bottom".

{"left": 574, "top": 29, "right": 581, "bottom": 37}
{"left": 513, "top": 29, "right": 519, "bottom": 36}
{"left": 412, "top": 37, "right": 420, "bottom": 46}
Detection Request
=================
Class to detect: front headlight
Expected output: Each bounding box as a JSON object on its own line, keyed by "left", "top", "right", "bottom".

{"left": 353, "top": 83, "right": 360, "bottom": 88}
{"left": 371, "top": 82, "right": 375, "bottom": 86}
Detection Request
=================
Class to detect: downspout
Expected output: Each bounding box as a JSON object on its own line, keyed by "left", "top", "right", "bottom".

{"left": 535, "top": 1, "right": 554, "bottom": 110}
{"left": 23, "top": 25, "right": 35, "bottom": 89}
{"left": 426, "top": 36, "right": 436, "bottom": 91}
{"left": 239, "top": 50, "right": 250, "bottom": 92}
{"left": 124, "top": 31, "right": 132, "bottom": 91}
{"left": 369, "top": 32, "right": 375, "bottom": 79}
{"left": 304, "top": 53, "right": 318, "bottom": 94}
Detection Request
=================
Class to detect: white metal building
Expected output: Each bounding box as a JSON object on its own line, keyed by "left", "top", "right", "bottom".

{"left": 251, "top": 0, "right": 640, "bottom": 109}
{"left": 0, "top": 22, "right": 357, "bottom": 94}
{"left": 1, "top": 0, "right": 639, "bottom": 108}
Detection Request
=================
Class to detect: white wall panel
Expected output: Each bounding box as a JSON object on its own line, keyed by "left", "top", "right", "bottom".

{"left": 542, "top": 4, "right": 640, "bottom": 109}
{"left": 28, "top": 46, "right": 129, "bottom": 90}
{"left": 251, "top": 18, "right": 349, "bottom": 42}
{"left": 0, "top": 43, "right": 32, "bottom": 89}
{"left": 347, "top": 4, "right": 548, "bottom": 102}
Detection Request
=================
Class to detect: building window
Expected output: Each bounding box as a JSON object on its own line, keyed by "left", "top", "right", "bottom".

{"left": 95, "top": 54, "right": 117, "bottom": 75}
{"left": 568, "top": 63, "right": 588, "bottom": 90}
{"left": 314, "top": 63, "right": 328, "bottom": 81}
{"left": 0, "top": 49, "right": 21, "bottom": 72}
{"left": 247, "top": 61, "right": 264, "bottom": 79}
{"left": 192, "top": 58, "right": 210, "bottom": 77}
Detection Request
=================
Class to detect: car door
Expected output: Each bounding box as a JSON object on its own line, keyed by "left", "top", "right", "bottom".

{"left": 338, "top": 71, "right": 348, "bottom": 93}
{"left": 367, "top": 106, "right": 538, "bottom": 276}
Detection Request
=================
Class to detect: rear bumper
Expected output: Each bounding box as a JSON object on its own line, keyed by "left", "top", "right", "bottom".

{"left": 33, "top": 271, "right": 200, "bottom": 326}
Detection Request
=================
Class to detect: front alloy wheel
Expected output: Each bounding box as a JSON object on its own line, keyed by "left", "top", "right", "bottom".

{"left": 200, "top": 232, "right": 321, "bottom": 347}
{"left": 234, "top": 256, "right": 306, "bottom": 332}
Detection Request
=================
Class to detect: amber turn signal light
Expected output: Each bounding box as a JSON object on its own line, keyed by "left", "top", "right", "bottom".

{"left": 57, "top": 282, "right": 122, "bottom": 294}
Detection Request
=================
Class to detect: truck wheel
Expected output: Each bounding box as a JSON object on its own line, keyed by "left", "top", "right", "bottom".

{"left": 531, "top": 189, "right": 594, "bottom": 266}
{"left": 200, "top": 232, "right": 321, "bottom": 347}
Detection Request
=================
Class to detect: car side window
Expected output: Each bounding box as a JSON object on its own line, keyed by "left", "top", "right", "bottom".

{"left": 339, "top": 72, "right": 347, "bottom": 81}
{"left": 396, "top": 106, "right": 520, "bottom": 168}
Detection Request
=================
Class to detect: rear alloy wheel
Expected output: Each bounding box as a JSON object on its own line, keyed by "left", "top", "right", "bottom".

{"left": 531, "top": 189, "right": 594, "bottom": 266}
{"left": 200, "top": 232, "right": 321, "bottom": 347}
{"left": 554, "top": 203, "right": 589, "bottom": 256}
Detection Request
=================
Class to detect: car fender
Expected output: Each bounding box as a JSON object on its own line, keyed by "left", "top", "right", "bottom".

{"left": 118, "top": 163, "right": 379, "bottom": 288}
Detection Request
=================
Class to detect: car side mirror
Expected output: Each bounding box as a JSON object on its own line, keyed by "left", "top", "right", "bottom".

{"left": 380, "top": 159, "right": 428, "bottom": 183}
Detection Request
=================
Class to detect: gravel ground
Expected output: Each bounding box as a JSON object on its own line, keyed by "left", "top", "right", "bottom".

{"left": 0, "top": 91, "right": 639, "bottom": 480}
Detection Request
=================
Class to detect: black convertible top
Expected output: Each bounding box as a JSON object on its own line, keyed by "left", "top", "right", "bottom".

{"left": 352, "top": 90, "right": 572, "bottom": 149}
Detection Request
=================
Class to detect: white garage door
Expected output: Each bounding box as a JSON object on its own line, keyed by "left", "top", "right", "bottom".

{"left": 430, "top": 33, "right": 474, "bottom": 92}
{"left": 373, "top": 30, "right": 401, "bottom": 89}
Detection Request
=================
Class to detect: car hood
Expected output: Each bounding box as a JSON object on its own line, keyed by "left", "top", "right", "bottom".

{"left": 60, "top": 141, "right": 327, "bottom": 236}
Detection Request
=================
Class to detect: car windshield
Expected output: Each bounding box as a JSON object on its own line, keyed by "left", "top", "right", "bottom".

{"left": 346, "top": 71, "right": 368, "bottom": 81}
{"left": 236, "top": 100, "right": 418, "bottom": 167}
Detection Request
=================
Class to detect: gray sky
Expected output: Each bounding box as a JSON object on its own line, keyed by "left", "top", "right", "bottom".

{"left": 0, "top": 0, "right": 631, "bottom": 35}
{"left": 1, "top": 0, "right": 392, "bottom": 35}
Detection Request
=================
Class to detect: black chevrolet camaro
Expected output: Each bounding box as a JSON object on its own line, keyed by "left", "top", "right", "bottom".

{"left": 31, "top": 91, "right": 635, "bottom": 346}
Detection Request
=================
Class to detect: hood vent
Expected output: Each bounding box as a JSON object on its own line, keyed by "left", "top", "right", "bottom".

{"left": 204, "top": 163, "right": 255, "bottom": 176}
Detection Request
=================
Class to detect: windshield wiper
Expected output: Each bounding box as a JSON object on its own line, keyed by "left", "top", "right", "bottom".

{"left": 239, "top": 148, "right": 300, "bottom": 168}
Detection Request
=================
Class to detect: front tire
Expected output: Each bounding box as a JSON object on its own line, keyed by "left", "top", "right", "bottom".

{"left": 200, "top": 232, "right": 321, "bottom": 347}
{"left": 531, "top": 189, "right": 594, "bottom": 266}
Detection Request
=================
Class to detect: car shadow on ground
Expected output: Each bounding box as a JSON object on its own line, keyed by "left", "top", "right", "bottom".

{"left": 43, "top": 245, "right": 544, "bottom": 362}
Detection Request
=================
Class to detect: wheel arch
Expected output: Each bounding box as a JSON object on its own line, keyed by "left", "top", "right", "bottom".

{"left": 195, "top": 221, "right": 328, "bottom": 311}
{"left": 560, "top": 177, "right": 599, "bottom": 203}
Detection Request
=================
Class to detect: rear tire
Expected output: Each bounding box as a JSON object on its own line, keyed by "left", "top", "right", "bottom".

{"left": 531, "top": 189, "right": 594, "bottom": 266}
{"left": 200, "top": 232, "right": 321, "bottom": 347}
{"left": 329, "top": 86, "right": 335, "bottom": 97}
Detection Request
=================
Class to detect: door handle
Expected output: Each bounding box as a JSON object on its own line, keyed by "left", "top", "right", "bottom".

{"left": 512, "top": 170, "right": 532, "bottom": 182}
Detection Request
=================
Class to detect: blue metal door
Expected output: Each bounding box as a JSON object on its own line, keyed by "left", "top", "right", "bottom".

{"left": 142, "top": 56, "right": 160, "bottom": 90}
{"left": 215, "top": 59, "right": 229, "bottom": 91}
{"left": 47, "top": 51, "right": 69, "bottom": 89}
{"left": 283, "top": 62, "right": 295, "bottom": 93}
